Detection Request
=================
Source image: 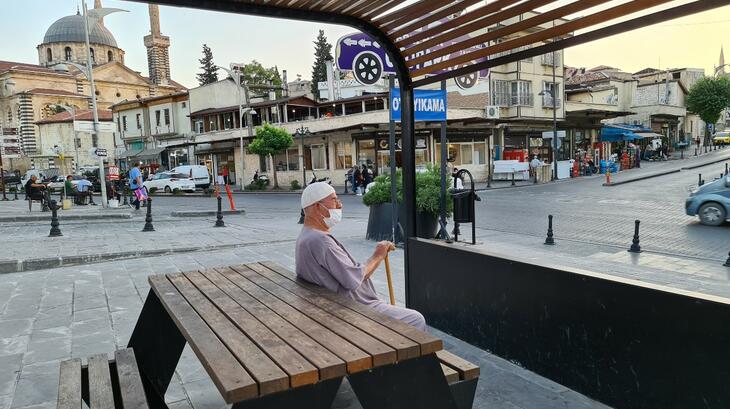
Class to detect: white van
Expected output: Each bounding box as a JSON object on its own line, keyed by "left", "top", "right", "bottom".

{"left": 171, "top": 165, "right": 210, "bottom": 189}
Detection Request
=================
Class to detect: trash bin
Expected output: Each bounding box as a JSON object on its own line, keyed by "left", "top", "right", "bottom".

{"left": 451, "top": 189, "right": 474, "bottom": 224}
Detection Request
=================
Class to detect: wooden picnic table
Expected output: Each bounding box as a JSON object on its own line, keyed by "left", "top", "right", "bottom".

{"left": 127, "top": 261, "right": 468, "bottom": 409}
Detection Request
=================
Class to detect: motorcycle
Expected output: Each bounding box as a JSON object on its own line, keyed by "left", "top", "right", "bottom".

{"left": 251, "top": 170, "right": 270, "bottom": 186}
{"left": 310, "top": 171, "right": 331, "bottom": 185}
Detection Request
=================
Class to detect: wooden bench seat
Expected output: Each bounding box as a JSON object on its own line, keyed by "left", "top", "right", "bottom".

{"left": 57, "top": 348, "right": 149, "bottom": 409}
{"left": 437, "top": 350, "right": 480, "bottom": 409}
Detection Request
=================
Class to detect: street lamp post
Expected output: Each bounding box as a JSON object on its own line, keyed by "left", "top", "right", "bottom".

{"left": 218, "top": 66, "right": 256, "bottom": 190}
{"left": 294, "top": 126, "right": 311, "bottom": 186}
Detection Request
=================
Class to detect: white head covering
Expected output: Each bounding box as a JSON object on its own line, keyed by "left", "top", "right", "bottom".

{"left": 301, "top": 182, "right": 336, "bottom": 209}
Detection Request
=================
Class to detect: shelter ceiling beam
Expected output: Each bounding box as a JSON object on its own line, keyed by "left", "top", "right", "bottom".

{"left": 395, "top": 0, "right": 528, "bottom": 47}
{"left": 412, "top": 0, "right": 730, "bottom": 87}
{"left": 358, "top": 0, "right": 402, "bottom": 19}
{"left": 409, "top": 0, "right": 674, "bottom": 76}
{"left": 373, "top": 0, "right": 452, "bottom": 27}
{"left": 388, "top": 0, "right": 490, "bottom": 40}
{"left": 405, "top": 0, "right": 611, "bottom": 66}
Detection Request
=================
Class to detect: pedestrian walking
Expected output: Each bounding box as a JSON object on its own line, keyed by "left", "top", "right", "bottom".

{"left": 353, "top": 166, "right": 362, "bottom": 196}
{"left": 129, "top": 162, "right": 144, "bottom": 211}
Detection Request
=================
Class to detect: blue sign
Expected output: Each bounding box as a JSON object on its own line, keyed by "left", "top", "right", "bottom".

{"left": 390, "top": 89, "right": 447, "bottom": 122}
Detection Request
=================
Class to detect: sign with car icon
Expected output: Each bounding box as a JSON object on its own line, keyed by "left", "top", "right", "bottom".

{"left": 336, "top": 28, "right": 490, "bottom": 89}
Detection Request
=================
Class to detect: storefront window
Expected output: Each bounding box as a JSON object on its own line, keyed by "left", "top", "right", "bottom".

{"left": 273, "top": 147, "right": 300, "bottom": 171}
{"left": 335, "top": 142, "right": 353, "bottom": 169}
{"left": 358, "top": 140, "right": 376, "bottom": 168}
{"left": 435, "top": 140, "right": 487, "bottom": 166}
{"left": 310, "top": 144, "right": 328, "bottom": 170}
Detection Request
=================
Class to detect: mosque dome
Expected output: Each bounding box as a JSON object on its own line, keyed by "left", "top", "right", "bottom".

{"left": 43, "top": 13, "right": 118, "bottom": 48}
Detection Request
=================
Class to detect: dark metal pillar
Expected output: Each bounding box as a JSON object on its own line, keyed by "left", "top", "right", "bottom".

{"left": 437, "top": 80, "right": 449, "bottom": 240}
{"left": 388, "top": 75, "right": 398, "bottom": 242}
{"left": 400, "top": 85, "right": 416, "bottom": 308}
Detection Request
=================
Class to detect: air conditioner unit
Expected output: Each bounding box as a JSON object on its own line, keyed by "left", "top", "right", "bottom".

{"left": 485, "top": 105, "right": 501, "bottom": 119}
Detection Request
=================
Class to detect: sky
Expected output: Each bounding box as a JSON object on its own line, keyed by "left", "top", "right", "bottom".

{"left": 1, "top": 0, "right": 729, "bottom": 89}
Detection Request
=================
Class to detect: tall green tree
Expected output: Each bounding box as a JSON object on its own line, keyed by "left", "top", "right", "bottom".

{"left": 311, "top": 30, "right": 333, "bottom": 100}
{"left": 196, "top": 44, "right": 219, "bottom": 86}
{"left": 686, "top": 76, "right": 730, "bottom": 143}
{"left": 247, "top": 123, "right": 293, "bottom": 189}
{"left": 234, "top": 60, "right": 283, "bottom": 98}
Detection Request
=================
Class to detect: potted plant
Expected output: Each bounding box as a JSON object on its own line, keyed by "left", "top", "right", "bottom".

{"left": 362, "top": 165, "right": 452, "bottom": 241}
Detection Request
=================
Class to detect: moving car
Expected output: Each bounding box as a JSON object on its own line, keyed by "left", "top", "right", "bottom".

{"left": 686, "top": 174, "right": 730, "bottom": 226}
{"left": 712, "top": 131, "right": 730, "bottom": 145}
{"left": 171, "top": 165, "right": 210, "bottom": 189}
{"left": 143, "top": 172, "right": 196, "bottom": 193}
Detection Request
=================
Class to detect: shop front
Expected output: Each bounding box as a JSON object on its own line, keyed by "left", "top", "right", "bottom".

{"left": 353, "top": 130, "right": 431, "bottom": 176}
{"left": 194, "top": 141, "right": 237, "bottom": 184}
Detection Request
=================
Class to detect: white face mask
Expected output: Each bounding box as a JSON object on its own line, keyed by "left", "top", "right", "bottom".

{"left": 323, "top": 207, "right": 342, "bottom": 228}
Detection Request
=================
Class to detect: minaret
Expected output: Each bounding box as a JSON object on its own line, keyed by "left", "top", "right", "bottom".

{"left": 94, "top": 0, "right": 103, "bottom": 25}
{"left": 720, "top": 46, "right": 726, "bottom": 75}
{"left": 144, "top": 4, "right": 171, "bottom": 86}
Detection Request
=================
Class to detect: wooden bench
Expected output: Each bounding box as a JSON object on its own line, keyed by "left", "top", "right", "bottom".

{"left": 57, "top": 348, "right": 152, "bottom": 409}
{"left": 127, "top": 261, "right": 480, "bottom": 409}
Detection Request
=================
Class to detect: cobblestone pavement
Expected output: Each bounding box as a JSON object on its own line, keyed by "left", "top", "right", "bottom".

{"left": 0, "top": 239, "right": 610, "bottom": 409}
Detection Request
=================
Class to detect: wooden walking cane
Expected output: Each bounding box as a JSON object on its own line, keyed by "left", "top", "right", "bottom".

{"left": 384, "top": 251, "right": 395, "bottom": 306}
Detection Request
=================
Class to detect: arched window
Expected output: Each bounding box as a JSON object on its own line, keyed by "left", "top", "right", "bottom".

{"left": 108, "top": 50, "right": 113, "bottom": 62}
{"left": 64, "top": 47, "right": 72, "bottom": 61}
{"left": 90, "top": 48, "right": 95, "bottom": 64}
{"left": 46, "top": 48, "right": 53, "bottom": 62}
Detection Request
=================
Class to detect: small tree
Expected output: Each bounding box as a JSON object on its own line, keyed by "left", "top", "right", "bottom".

{"left": 234, "top": 60, "right": 283, "bottom": 98}
{"left": 196, "top": 44, "right": 219, "bottom": 86}
{"left": 311, "top": 30, "right": 333, "bottom": 100}
{"left": 247, "top": 124, "right": 293, "bottom": 189}
{"left": 686, "top": 77, "right": 730, "bottom": 144}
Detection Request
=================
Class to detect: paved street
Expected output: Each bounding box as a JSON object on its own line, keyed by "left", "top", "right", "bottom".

{"left": 0, "top": 152, "right": 729, "bottom": 409}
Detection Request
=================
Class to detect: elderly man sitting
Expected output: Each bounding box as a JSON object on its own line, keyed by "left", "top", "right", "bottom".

{"left": 295, "top": 182, "right": 426, "bottom": 331}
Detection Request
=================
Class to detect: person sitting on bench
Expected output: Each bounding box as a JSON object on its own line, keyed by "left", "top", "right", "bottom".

{"left": 64, "top": 175, "right": 79, "bottom": 204}
{"left": 76, "top": 176, "right": 96, "bottom": 205}
{"left": 295, "top": 182, "right": 426, "bottom": 330}
{"left": 25, "top": 175, "right": 48, "bottom": 209}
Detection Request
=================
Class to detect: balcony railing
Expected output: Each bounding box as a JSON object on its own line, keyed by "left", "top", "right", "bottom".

{"left": 541, "top": 53, "right": 560, "bottom": 66}
{"left": 492, "top": 93, "right": 511, "bottom": 107}
{"left": 542, "top": 95, "right": 562, "bottom": 108}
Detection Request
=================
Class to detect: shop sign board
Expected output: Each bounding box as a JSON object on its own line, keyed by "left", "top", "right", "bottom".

{"left": 390, "top": 88, "right": 447, "bottom": 122}
{"left": 107, "top": 165, "right": 120, "bottom": 180}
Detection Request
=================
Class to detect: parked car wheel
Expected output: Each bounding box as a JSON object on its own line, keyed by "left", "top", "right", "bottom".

{"left": 698, "top": 202, "right": 727, "bottom": 226}
{"left": 164, "top": 186, "right": 172, "bottom": 193}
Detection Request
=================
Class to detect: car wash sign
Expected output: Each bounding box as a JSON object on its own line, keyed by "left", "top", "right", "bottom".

{"left": 390, "top": 89, "right": 447, "bottom": 122}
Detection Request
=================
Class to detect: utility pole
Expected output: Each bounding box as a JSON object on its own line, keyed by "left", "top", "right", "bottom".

{"left": 82, "top": 0, "right": 107, "bottom": 207}
{"left": 0, "top": 127, "right": 7, "bottom": 201}
{"left": 552, "top": 50, "right": 558, "bottom": 181}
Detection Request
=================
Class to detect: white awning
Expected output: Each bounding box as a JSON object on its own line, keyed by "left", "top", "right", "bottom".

{"left": 635, "top": 132, "right": 663, "bottom": 139}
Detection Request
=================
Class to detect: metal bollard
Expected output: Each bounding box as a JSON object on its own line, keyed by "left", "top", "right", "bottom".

{"left": 724, "top": 251, "right": 730, "bottom": 267}
{"left": 123, "top": 187, "right": 129, "bottom": 206}
{"left": 142, "top": 198, "right": 155, "bottom": 232}
{"left": 215, "top": 196, "right": 225, "bottom": 227}
{"left": 511, "top": 171, "right": 515, "bottom": 186}
{"left": 298, "top": 208, "right": 304, "bottom": 224}
{"left": 699, "top": 174, "right": 703, "bottom": 186}
{"left": 13, "top": 186, "right": 18, "bottom": 200}
{"left": 49, "top": 200, "right": 62, "bottom": 237}
{"left": 628, "top": 220, "right": 642, "bottom": 253}
{"left": 725, "top": 163, "right": 728, "bottom": 176}
{"left": 544, "top": 215, "right": 555, "bottom": 245}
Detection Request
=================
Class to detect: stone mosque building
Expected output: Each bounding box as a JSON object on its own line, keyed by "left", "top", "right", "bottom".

{"left": 0, "top": 1, "right": 184, "bottom": 171}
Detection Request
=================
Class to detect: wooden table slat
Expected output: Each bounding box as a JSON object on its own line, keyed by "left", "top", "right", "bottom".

{"left": 200, "top": 269, "right": 347, "bottom": 380}
{"left": 57, "top": 359, "right": 82, "bottom": 409}
{"left": 231, "top": 265, "right": 397, "bottom": 367}
{"left": 184, "top": 270, "right": 320, "bottom": 388}
{"left": 436, "top": 350, "right": 481, "bottom": 381}
{"left": 247, "top": 263, "right": 421, "bottom": 361}
{"left": 114, "top": 348, "right": 150, "bottom": 409}
{"left": 260, "top": 261, "right": 443, "bottom": 355}
{"left": 148, "top": 275, "right": 258, "bottom": 403}
{"left": 215, "top": 267, "right": 372, "bottom": 374}
{"left": 87, "top": 354, "right": 115, "bottom": 409}
{"left": 167, "top": 274, "right": 290, "bottom": 396}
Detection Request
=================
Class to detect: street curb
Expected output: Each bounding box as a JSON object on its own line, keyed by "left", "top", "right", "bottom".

{"left": 603, "top": 169, "right": 681, "bottom": 186}
{"left": 171, "top": 209, "right": 247, "bottom": 217}
{"left": 0, "top": 238, "right": 298, "bottom": 274}
{"left": 0, "top": 213, "right": 132, "bottom": 222}
{"left": 680, "top": 153, "right": 730, "bottom": 170}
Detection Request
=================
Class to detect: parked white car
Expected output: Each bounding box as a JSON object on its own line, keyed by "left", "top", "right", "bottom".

{"left": 171, "top": 165, "right": 211, "bottom": 189}
{"left": 143, "top": 173, "right": 196, "bottom": 193}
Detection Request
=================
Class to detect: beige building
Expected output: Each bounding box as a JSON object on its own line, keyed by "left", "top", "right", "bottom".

{"left": 0, "top": 1, "right": 184, "bottom": 173}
